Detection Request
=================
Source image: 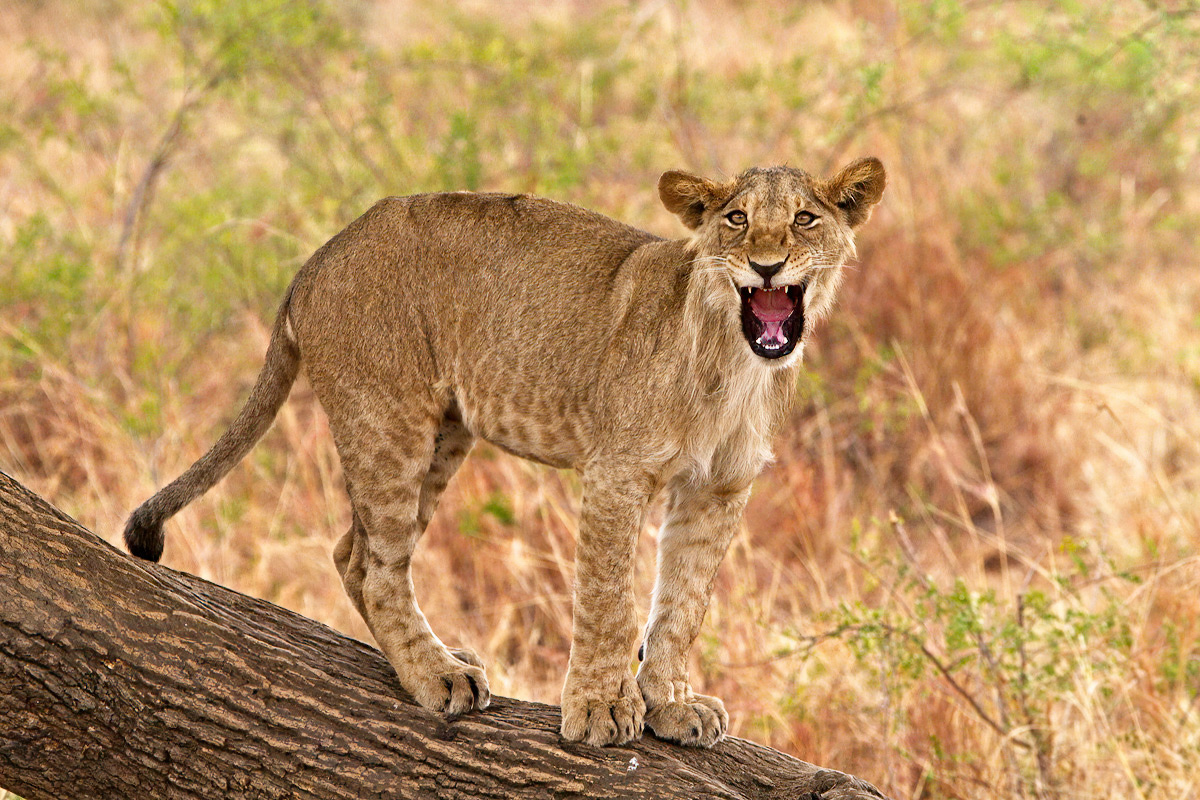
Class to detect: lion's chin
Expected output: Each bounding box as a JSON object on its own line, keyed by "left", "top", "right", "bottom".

{"left": 739, "top": 283, "right": 804, "bottom": 360}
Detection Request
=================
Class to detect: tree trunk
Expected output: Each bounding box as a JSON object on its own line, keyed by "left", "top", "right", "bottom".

{"left": 0, "top": 470, "right": 888, "bottom": 800}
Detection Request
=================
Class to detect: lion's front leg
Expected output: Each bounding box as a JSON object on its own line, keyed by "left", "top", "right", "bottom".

{"left": 637, "top": 480, "right": 750, "bottom": 747}
{"left": 560, "top": 469, "right": 652, "bottom": 746}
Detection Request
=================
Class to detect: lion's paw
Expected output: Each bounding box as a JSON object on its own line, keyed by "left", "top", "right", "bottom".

{"left": 560, "top": 674, "right": 645, "bottom": 746}
{"left": 644, "top": 692, "right": 728, "bottom": 748}
{"left": 406, "top": 652, "right": 490, "bottom": 718}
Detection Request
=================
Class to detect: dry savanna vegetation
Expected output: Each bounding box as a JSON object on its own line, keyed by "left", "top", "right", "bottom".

{"left": 3, "top": 1, "right": 1200, "bottom": 798}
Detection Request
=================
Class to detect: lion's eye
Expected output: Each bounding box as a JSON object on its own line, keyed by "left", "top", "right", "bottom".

{"left": 794, "top": 210, "right": 819, "bottom": 228}
{"left": 725, "top": 210, "right": 747, "bottom": 227}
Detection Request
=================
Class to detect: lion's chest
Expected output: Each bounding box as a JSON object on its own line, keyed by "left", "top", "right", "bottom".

{"left": 669, "top": 366, "right": 781, "bottom": 487}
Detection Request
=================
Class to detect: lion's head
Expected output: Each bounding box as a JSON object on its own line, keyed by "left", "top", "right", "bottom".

{"left": 660, "top": 158, "right": 885, "bottom": 362}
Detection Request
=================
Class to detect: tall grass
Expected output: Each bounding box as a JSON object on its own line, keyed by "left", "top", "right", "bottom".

{"left": 3, "top": 1, "right": 1199, "bottom": 797}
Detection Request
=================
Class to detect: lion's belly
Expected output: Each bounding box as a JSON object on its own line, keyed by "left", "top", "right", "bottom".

{"left": 454, "top": 382, "right": 593, "bottom": 471}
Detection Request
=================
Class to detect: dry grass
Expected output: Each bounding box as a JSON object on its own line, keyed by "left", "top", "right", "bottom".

{"left": 3, "top": 1, "right": 1200, "bottom": 798}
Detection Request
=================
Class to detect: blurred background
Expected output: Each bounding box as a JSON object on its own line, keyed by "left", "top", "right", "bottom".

{"left": 2, "top": 1, "right": 1199, "bottom": 797}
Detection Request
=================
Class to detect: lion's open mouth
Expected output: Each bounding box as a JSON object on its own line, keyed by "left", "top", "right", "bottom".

{"left": 740, "top": 283, "right": 804, "bottom": 359}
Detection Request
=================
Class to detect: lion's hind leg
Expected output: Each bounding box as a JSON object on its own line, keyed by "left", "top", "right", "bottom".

{"left": 418, "top": 405, "right": 484, "bottom": 672}
{"left": 328, "top": 388, "right": 488, "bottom": 717}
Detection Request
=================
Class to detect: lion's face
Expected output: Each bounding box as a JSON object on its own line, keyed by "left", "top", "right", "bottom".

{"left": 660, "top": 159, "right": 885, "bottom": 362}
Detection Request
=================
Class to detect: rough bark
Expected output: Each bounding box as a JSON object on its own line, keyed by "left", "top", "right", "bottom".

{"left": 0, "top": 469, "right": 889, "bottom": 800}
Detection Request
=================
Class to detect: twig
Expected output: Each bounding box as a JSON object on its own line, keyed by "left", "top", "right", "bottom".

{"left": 114, "top": 74, "right": 218, "bottom": 276}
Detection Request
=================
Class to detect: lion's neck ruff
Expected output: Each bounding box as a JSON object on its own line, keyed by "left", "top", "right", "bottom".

{"left": 669, "top": 261, "right": 797, "bottom": 485}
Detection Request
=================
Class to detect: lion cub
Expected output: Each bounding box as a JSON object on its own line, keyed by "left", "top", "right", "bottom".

{"left": 126, "top": 159, "right": 885, "bottom": 747}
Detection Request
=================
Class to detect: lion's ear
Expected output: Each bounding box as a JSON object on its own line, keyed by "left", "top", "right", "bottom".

{"left": 821, "top": 157, "right": 886, "bottom": 228}
{"left": 659, "top": 171, "right": 733, "bottom": 231}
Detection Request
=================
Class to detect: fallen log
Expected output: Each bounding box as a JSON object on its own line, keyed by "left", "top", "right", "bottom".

{"left": 0, "top": 469, "right": 888, "bottom": 799}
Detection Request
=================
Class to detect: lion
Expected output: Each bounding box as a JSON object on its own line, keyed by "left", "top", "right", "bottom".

{"left": 125, "top": 157, "right": 885, "bottom": 747}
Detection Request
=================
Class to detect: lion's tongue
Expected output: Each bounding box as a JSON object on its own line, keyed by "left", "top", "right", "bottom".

{"left": 749, "top": 288, "right": 794, "bottom": 346}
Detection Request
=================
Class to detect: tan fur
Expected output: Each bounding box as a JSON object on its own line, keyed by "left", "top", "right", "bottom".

{"left": 125, "top": 158, "right": 885, "bottom": 747}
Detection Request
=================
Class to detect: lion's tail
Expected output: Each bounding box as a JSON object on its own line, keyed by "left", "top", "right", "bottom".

{"left": 124, "top": 290, "right": 301, "bottom": 562}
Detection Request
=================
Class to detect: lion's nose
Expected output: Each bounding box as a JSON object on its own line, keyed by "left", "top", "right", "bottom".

{"left": 749, "top": 259, "right": 787, "bottom": 287}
